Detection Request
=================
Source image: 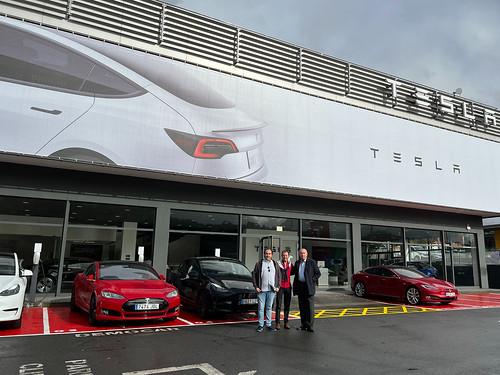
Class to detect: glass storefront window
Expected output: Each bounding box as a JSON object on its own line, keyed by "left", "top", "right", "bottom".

{"left": 361, "top": 225, "right": 403, "bottom": 242}
{"left": 241, "top": 216, "right": 299, "bottom": 267}
{"left": 0, "top": 196, "right": 65, "bottom": 269}
{"left": 169, "top": 210, "right": 239, "bottom": 267}
{"left": 242, "top": 216, "right": 298, "bottom": 233}
{"left": 405, "top": 229, "right": 444, "bottom": 279}
{"left": 303, "top": 238, "right": 349, "bottom": 285}
{"left": 170, "top": 210, "right": 238, "bottom": 233}
{"left": 67, "top": 202, "right": 155, "bottom": 264}
{"left": 59, "top": 202, "right": 156, "bottom": 293}
{"left": 69, "top": 202, "right": 154, "bottom": 229}
{"left": 301, "top": 220, "right": 351, "bottom": 286}
{"left": 361, "top": 225, "right": 403, "bottom": 268}
{"left": 445, "top": 231, "right": 476, "bottom": 286}
{"left": 168, "top": 233, "right": 238, "bottom": 265}
{"left": 485, "top": 229, "right": 500, "bottom": 288}
{"left": 302, "top": 220, "right": 349, "bottom": 239}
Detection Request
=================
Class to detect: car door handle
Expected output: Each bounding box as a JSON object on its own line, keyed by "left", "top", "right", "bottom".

{"left": 31, "top": 107, "right": 62, "bottom": 115}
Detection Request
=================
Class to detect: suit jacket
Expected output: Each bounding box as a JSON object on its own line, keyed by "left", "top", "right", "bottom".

{"left": 291, "top": 258, "right": 321, "bottom": 296}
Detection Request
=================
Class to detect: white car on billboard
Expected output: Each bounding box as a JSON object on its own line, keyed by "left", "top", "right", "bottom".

{"left": 0, "top": 17, "right": 266, "bottom": 181}
{"left": 0, "top": 252, "right": 33, "bottom": 329}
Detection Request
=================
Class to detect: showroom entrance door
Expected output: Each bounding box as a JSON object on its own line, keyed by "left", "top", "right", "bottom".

{"left": 242, "top": 233, "right": 298, "bottom": 269}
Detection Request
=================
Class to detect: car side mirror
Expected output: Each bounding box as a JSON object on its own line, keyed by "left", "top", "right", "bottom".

{"left": 159, "top": 274, "right": 166, "bottom": 280}
{"left": 188, "top": 271, "right": 199, "bottom": 278}
{"left": 21, "top": 269, "right": 33, "bottom": 277}
{"left": 87, "top": 274, "right": 95, "bottom": 281}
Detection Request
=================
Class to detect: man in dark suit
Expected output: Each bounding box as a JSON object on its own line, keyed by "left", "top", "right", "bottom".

{"left": 291, "top": 248, "right": 321, "bottom": 332}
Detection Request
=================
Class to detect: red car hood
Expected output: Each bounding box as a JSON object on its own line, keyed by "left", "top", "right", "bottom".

{"left": 99, "top": 280, "right": 176, "bottom": 298}
{"left": 415, "top": 278, "right": 456, "bottom": 289}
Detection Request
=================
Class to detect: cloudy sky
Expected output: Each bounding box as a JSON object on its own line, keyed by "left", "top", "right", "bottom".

{"left": 173, "top": 0, "right": 500, "bottom": 108}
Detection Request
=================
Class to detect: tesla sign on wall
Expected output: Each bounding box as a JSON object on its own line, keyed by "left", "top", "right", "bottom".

{"left": 1, "top": 17, "right": 499, "bottom": 214}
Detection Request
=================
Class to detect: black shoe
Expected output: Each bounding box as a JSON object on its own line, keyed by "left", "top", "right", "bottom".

{"left": 297, "top": 325, "right": 306, "bottom": 331}
{"left": 305, "top": 327, "right": 314, "bottom": 333}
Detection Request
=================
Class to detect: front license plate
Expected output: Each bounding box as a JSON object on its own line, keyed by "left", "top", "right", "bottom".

{"left": 135, "top": 303, "right": 159, "bottom": 310}
{"left": 240, "top": 298, "right": 257, "bottom": 305}
{"left": 445, "top": 292, "right": 456, "bottom": 297}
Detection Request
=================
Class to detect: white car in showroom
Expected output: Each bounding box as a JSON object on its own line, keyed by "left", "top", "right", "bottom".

{"left": 0, "top": 17, "right": 267, "bottom": 181}
{"left": 0, "top": 252, "right": 33, "bottom": 329}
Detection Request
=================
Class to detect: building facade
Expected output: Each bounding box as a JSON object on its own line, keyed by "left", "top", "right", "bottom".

{"left": 1, "top": 0, "right": 499, "bottom": 295}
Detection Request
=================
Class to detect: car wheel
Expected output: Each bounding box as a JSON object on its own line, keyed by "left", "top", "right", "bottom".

{"left": 70, "top": 287, "right": 78, "bottom": 312}
{"left": 36, "top": 277, "right": 55, "bottom": 293}
{"left": 197, "top": 293, "right": 211, "bottom": 319}
{"left": 89, "top": 295, "right": 99, "bottom": 326}
{"left": 406, "top": 286, "right": 421, "bottom": 305}
{"left": 354, "top": 281, "right": 366, "bottom": 297}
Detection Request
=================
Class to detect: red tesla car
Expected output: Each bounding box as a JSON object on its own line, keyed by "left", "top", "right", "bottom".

{"left": 351, "top": 266, "right": 458, "bottom": 305}
{"left": 71, "top": 260, "right": 180, "bottom": 326}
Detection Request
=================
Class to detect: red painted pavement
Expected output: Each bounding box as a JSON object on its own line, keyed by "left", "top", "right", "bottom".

{"left": 0, "top": 307, "right": 265, "bottom": 337}
{"left": 430, "top": 293, "right": 500, "bottom": 310}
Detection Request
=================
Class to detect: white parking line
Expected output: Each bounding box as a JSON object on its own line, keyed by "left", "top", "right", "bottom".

{"left": 122, "top": 362, "right": 256, "bottom": 375}
{"left": 43, "top": 308, "right": 50, "bottom": 334}
{"left": 123, "top": 362, "right": 225, "bottom": 374}
{"left": 176, "top": 317, "right": 194, "bottom": 325}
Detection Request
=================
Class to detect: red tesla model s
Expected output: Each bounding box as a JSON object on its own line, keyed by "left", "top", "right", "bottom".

{"left": 71, "top": 260, "right": 180, "bottom": 326}
{"left": 351, "top": 265, "right": 458, "bottom": 305}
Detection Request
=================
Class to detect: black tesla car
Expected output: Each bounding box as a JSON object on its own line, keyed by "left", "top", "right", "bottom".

{"left": 168, "top": 256, "right": 258, "bottom": 318}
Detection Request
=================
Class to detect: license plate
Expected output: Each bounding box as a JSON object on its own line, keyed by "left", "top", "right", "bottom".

{"left": 240, "top": 298, "right": 257, "bottom": 305}
{"left": 135, "top": 303, "right": 159, "bottom": 310}
{"left": 445, "top": 292, "right": 456, "bottom": 297}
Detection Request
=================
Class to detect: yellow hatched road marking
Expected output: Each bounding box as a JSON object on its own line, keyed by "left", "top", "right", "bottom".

{"left": 290, "top": 305, "right": 438, "bottom": 318}
{"left": 315, "top": 310, "right": 326, "bottom": 318}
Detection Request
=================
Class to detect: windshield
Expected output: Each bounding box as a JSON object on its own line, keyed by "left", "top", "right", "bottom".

{"left": 200, "top": 260, "right": 251, "bottom": 278}
{"left": 394, "top": 267, "right": 426, "bottom": 279}
{"left": 0, "top": 253, "right": 16, "bottom": 276}
{"left": 99, "top": 263, "right": 160, "bottom": 280}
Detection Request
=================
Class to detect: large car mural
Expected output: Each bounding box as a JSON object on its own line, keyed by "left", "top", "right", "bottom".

{"left": 0, "top": 17, "right": 267, "bottom": 181}
{"left": 1, "top": 16, "right": 500, "bottom": 213}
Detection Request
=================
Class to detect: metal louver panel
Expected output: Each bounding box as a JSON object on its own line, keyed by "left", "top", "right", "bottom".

{"left": 237, "top": 30, "right": 298, "bottom": 82}
{"left": 68, "top": 0, "right": 162, "bottom": 44}
{"left": 0, "top": 0, "right": 67, "bottom": 18}
{"left": 161, "top": 5, "right": 235, "bottom": 65}
{"left": 300, "top": 50, "right": 348, "bottom": 95}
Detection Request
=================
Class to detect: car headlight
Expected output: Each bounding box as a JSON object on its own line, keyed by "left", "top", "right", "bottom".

{"left": 0, "top": 284, "right": 20, "bottom": 296}
{"left": 101, "top": 291, "right": 126, "bottom": 299}
{"left": 421, "top": 285, "right": 438, "bottom": 290}
{"left": 210, "top": 282, "right": 227, "bottom": 290}
{"left": 166, "top": 290, "right": 178, "bottom": 298}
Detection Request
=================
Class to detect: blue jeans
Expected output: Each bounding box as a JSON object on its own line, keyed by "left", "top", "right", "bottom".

{"left": 257, "top": 290, "right": 275, "bottom": 327}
